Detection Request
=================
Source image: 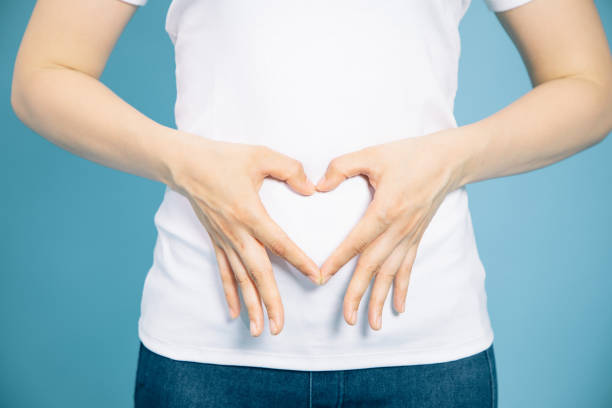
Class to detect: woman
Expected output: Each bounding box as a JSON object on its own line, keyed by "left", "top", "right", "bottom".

{"left": 10, "top": 0, "right": 612, "bottom": 406}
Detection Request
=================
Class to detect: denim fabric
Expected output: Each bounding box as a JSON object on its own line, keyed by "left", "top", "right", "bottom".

{"left": 134, "top": 342, "right": 497, "bottom": 408}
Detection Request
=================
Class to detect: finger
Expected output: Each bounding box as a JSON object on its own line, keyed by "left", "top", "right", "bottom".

{"left": 188, "top": 200, "right": 242, "bottom": 319}
{"left": 368, "top": 236, "right": 412, "bottom": 330}
{"left": 320, "top": 195, "right": 392, "bottom": 283}
{"left": 245, "top": 199, "right": 322, "bottom": 285}
{"left": 223, "top": 244, "right": 265, "bottom": 337}
{"left": 258, "top": 147, "right": 316, "bottom": 195}
{"left": 393, "top": 242, "right": 420, "bottom": 315}
{"left": 315, "top": 149, "right": 376, "bottom": 192}
{"left": 344, "top": 212, "right": 416, "bottom": 290}
{"left": 185, "top": 180, "right": 281, "bottom": 335}
{"left": 231, "top": 229, "right": 285, "bottom": 336}
{"left": 341, "top": 224, "right": 406, "bottom": 326}
{"left": 210, "top": 232, "right": 241, "bottom": 319}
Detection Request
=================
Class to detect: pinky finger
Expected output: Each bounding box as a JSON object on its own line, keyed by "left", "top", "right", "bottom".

{"left": 211, "top": 234, "right": 241, "bottom": 319}
{"left": 393, "top": 244, "right": 418, "bottom": 314}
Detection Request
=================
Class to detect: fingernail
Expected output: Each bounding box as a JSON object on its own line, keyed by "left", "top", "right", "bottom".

{"left": 375, "top": 314, "right": 382, "bottom": 330}
{"left": 250, "top": 320, "right": 257, "bottom": 336}
{"left": 270, "top": 319, "right": 279, "bottom": 335}
{"left": 349, "top": 309, "right": 357, "bottom": 325}
{"left": 318, "top": 273, "right": 326, "bottom": 285}
{"left": 398, "top": 292, "right": 406, "bottom": 313}
{"left": 316, "top": 175, "right": 325, "bottom": 188}
{"left": 307, "top": 178, "right": 316, "bottom": 191}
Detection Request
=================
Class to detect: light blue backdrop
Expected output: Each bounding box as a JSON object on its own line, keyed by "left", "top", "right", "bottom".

{"left": 1, "top": 1, "right": 611, "bottom": 407}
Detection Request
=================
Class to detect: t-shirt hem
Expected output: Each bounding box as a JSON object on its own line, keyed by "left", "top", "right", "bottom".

{"left": 138, "top": 322, "right": 495, "bottom": 372}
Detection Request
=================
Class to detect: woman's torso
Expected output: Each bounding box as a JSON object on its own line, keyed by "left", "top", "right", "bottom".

{"left": 137, "top": 0, "right": 494, "bottom": 371}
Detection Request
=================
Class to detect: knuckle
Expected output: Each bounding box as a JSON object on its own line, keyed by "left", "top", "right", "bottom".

{"left": 378, "top": 270, "right": 396, "bottom": 283}
{"left": 214, "top": 202, "right": 232, "bottom": 218}
{"left": 352, "top": 238, "right": 369, "bottom": 256}
{"left": 223, "top": 230, "right": 246, "bottom": 251}
{"left": 216, "top": 222, "right": 242, "bottom": 248}
{"left": 369, "top": 159, "right": 385, "bottom": 178}
{"left": 387, "top": 199, "right": 406, "bottom": 220}
{"left": 395, "top": 277, "right": 409, "bottom": 293}
{"left": 247, "top": 268, "right": 264, "bottom": 287}
{"left": 263, "top": 294, "right": 282, "bottom": 314}
{"left": 230, "top": 205, "right": 249, "bottom": 222}
{"left": 369, "top": 298, "right": 384, "bottom": 312}
{"left": 277, "top": 166, "right": 292, "bottom": 180}
{"left": 399, "top": 219, "right": 417, "bottom": 238}
{"left": 290, "top": 160, "right": 304, "bottom": 175}
{"left": 344, "top": 294, "right": 360, "bottom": 310}
{"left": 401, "top": 257, "right": 416, "bottom": 276}
{"left": 236, "top": 238, "right": 248, "bottom": 252}
{"left": 328, "top": 158, "right": 341, "bottom": 173}
{"left": 357, "top": 257, "right": 379, "bottom": 275}
{"left": 267, "top": 235, "right": 288, "bottom": 257}
{"left": 219, "top": 268, "right": 233, "bottom": 284}
{"left": 245, "top": 304, "right": 260, "bottom": 321}
{"left": 234, "top": 272, "right": 250, "bottom": 286}
{"left": 378, "top": 208, "right": 394, "bottom": 227}
{"left": 232, "top": 205, "right": 258, "bottom": 226}
{"left": 253, "top": 144, "right": 272, "bottom": 160}
{"left": 248, "top": 264, "right": 272, "bottom": 288}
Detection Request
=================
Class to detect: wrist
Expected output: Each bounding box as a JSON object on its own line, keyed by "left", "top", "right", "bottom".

{"left": 157, "top": 127, "right": 217, "bottom": 196}
{"left": 424, "top": 124, "right": 486, "bottom": 191}
{"left": 154, "top": 126, "right": 195, "bottom": 194}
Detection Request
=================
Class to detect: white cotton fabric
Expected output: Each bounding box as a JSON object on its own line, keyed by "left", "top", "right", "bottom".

{"left": 119, "top": 0, "right": 534, "bottom": 12}
{"left": 119, "top": 0, "right": 532, "bottom": 370}
{"left": 120, "top": 0, "right": 147, "bottom": 6}
{"left": 484, "top": 0, "right": 534, "bottom": 12}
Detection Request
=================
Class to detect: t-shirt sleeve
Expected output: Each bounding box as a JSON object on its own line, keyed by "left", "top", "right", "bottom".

{"left": 484, "top": 0, "right": 533, "bottom": 12}
{"left": 117, "top": 0, "right": 147, "bottom": 6}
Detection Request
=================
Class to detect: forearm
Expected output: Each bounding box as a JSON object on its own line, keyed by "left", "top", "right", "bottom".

{"left": 450, "top": 74, "right": 612, "bottom": 187}
{"left": 11, "top": 65, "right": 184, "bottom": 189}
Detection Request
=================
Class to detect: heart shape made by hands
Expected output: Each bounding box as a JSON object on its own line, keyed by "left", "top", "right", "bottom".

{"left": 258, "top": 171, "right": 374, "bottom": 278}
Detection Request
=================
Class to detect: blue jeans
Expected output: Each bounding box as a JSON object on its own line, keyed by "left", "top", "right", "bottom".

{"left": 134, "top": 342, "right": 497, "bottom": 407}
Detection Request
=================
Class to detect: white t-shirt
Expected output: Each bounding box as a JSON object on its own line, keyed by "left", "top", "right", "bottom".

{"left": 120, "top": 0, "right": 532, "bottom": 371}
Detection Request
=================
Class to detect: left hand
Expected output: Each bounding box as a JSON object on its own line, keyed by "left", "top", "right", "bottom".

{"left": 315, "top": 129, "right": 466, "bottom": 330}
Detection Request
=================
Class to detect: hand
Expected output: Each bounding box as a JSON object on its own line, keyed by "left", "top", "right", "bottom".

{"left": 315, "top": 130, "right": 465, "bottom": 331}
{"left": 167, "top": 131, "right": 322, "bottom": 337}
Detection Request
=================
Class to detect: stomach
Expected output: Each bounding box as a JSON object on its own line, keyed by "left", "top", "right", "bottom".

{"left": 139, "top": 0, "right": 494, "bottom": 368}
{"left": 141, "top": 177, "right": 492, "bottom": 358}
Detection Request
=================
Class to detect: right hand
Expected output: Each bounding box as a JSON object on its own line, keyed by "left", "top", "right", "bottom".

{"left": 167, "top": 130, "right": 322, "bottom": 337}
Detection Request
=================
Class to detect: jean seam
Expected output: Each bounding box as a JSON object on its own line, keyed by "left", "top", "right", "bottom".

{"left": 309, "top": 371, "right": 312, "bottom": 408}
{"left": 337, "top": 371, "right": 344, "bottom": 408}
{"left": 484, "top": 346, "right": 496, "bottom": 408}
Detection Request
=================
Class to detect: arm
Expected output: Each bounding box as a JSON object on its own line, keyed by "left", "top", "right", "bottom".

{"left": 313, "top": 0, "right": 612, "bottom": 330}
{"left": 454, "top": 0, "right": 612, "bottom": 186}
{"left": 10, "top": 0, "right": 178, "bottom": 188}
{"left": 11, "top": 0, "right": 322, "bottom": 337}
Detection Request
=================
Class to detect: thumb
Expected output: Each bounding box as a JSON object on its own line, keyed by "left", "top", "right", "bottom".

{"left": 316, "top": 150, "right": 370, "bottom": 192}
{"left": 260, "top": 149, "right": 315, "bottom": 195}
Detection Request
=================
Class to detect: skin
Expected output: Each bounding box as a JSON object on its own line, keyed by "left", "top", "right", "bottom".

{"left": 315, "top": 0, "right": 612, "bottom": 330}
{"left": 10, "top": 0, "right": 322, "bottom": 338}
{"left": 10, "top": 0, "right": 612, "bottom": 338}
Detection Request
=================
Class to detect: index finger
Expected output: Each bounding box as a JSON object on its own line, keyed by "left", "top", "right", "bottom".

{"left": 320, "top": 195, "right": 391, "bottom": 282}
{"left": 245, "top": 199, "right": 322, "bottom": 285}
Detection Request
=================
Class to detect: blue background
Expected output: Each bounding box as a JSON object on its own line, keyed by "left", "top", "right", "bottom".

{"left": 2, "top": 1, "right": 611, "bottom": 406}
